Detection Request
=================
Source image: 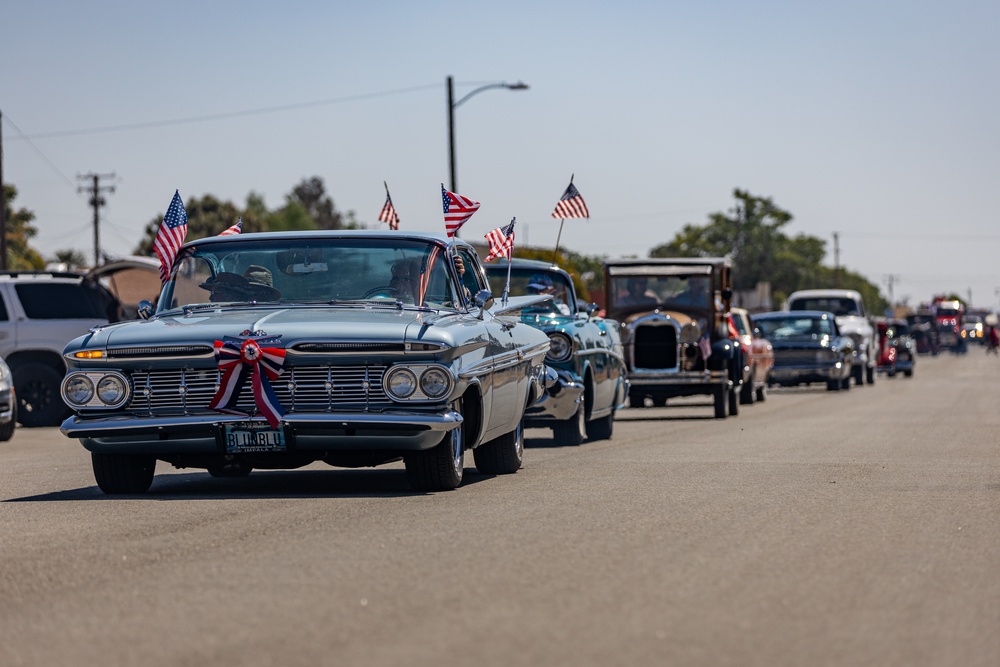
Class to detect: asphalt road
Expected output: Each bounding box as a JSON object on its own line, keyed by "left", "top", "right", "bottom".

{"left": 1, "top": 351, "right": 998, "bottom": 667}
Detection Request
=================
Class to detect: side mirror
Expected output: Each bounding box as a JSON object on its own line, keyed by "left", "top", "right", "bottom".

{"left": 585, "top": 303, "right": 600, "bottom": 317}
{"left": 472, "top": 289, "right": 495, "bottom": 319}
{"left": 137, "top": 300, "right": 154, "bottom": 320}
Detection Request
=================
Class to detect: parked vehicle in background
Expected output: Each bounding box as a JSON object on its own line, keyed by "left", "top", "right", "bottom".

{"left": 887, "top": 318, "right": 916, "bottom": 377}
{"left": 0, "top": 356, "right": 17, "bottom": 441}
{"left": 753, "top": 311, "right": 855, "bottom": 391}
{"left": 0, "top": 271, "right": 122, "bottom": 427}
{"left": 484, "top": 258, "right": 628, "bottom": 445}
{"left": 730, "top": 307, "right": 774, "bottom": 404}
{"left": 603, "top": 257, "right": 745, "bottom": 418}
{"left": 60, "top": 231, "right": 553, "bottom": 494}
{"left": 785, "top": 289, "right": 875, "bottom": 386}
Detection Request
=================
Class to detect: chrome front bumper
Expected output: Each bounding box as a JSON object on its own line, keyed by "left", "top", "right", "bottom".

{"left": 63, "top": 410, "right": 463, "bottom": 455}
{"left": 526, "top": 372, "right": 585, "bottom": 423}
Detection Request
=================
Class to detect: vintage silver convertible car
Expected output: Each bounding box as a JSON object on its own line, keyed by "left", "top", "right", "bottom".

{"left": 485, "top": 258, "right": 628, "bottom": 445}
{"left": 60, "top": 231, "right": 553, "bottom": 493}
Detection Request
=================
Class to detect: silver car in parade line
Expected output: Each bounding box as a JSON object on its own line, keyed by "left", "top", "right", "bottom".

{"left": 60, "top": 231, "right": 553, "bottom": 493}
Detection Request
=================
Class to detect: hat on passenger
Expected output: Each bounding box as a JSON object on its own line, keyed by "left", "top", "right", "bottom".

{"left": 199, "top": 266, "right": 280, "bottom": 301}
{"left": 527, "top": 274, "right": 554, "bottom": 291}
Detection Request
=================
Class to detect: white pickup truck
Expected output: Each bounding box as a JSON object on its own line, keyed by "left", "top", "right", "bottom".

{"left": 784, "top": 289, "right": 876, "bottom": 386}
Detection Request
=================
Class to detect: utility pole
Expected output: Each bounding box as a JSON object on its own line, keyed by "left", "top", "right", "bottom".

{"left": 77, "top": 172, "right": 115, "bottom": 267}
{"left": 0, "top": 109, "right": 7, "bottom": 270}
{"left": 833, "top": 232, "right": 840, "bottom": 288}
{"left": 884, "top": 274, "right": 900, "bottom": 315}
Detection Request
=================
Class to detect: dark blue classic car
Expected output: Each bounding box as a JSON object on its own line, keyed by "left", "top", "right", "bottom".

{"left": 753, "top": 311, "right": 855, "bottom": 391}
{"left": 60, "top": 231, "right": 553, "bottom": 493}
{"left": 485, "top": 259, "right": 628, "bottom": 445}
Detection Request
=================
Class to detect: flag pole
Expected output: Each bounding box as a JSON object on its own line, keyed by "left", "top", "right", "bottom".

{"left": 503, "top": 216, "right": 515, "bottom": 306}
{"left": 551, "top": 173, "right": 573, "bottom": 262}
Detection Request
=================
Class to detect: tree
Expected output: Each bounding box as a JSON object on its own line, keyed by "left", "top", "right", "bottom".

{"left": 2, "top": 184, "right": 46, "bottom": 270}
{"left": 649, "top": 188, "right": 887, "bottom": 312}
{"left": 289, "top": 176, "right": 343, "bottom": 230}
{"left": 52, "top": 249, "right": 88, "bottom": 270}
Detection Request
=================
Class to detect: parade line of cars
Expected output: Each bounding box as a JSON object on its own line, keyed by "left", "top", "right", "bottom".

{"left": 4, "top": 230, "right": 919, "bottom": 493}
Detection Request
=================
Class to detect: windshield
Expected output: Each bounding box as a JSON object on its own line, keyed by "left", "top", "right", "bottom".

{"left": 788, "top": 297, "right": 859, "bottom": 316}
{"left": 158, "top": 237, "right": 461, "bottom": 311}
{"left": 756, "top": 316, "right": 834, "bottom": 340}
{"left": 489, "top": 267, "right": 576, "bottom": 316}
{"left": 609, "top": 274, "right": 711, "bottom": 311}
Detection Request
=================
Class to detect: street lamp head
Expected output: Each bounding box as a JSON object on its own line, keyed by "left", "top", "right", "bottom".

{"left": 505, "top": 81, "right": 530, "bottom": 91}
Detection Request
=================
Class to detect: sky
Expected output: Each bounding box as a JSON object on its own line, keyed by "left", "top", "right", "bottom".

{"left": 3, "top": 0, "right": 999, "bottom": 309}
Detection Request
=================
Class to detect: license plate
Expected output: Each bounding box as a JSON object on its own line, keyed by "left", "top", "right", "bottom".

{"left": 223, "top": 421, "right": 287, "bottom": 453}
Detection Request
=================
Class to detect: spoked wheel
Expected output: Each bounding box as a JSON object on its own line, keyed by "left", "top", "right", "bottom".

{"left": 473, "top": 419, "right": 524, "bottom": 475}
{"left": 92, "top": 453, "right": 156, "bottom": 494}
{"left": 405, "top": 422, "right": 465, "bottom": 491}
{"left": 552, "top": 401, "right": 586, "bottom": 446}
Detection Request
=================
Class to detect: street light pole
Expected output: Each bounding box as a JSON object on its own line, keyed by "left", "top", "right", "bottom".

{"left": 447, "top": 76, "right": 529, "bottom": 194}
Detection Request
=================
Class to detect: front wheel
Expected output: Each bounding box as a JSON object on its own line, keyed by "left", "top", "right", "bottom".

{"left": 713, "top": 386, "right": 728, "bottom": 419}
{"left": 552, "top": 401, "right": 586, "bottom": 446}
{"left": 866, "top": 364, "right": 876, "bottom": 384}
{"left": 92, "top": 453, "right": 156, "bottom": 494}
{"left": 728, "top": 385, "right": 740, "bottom": 416}
{"left": 740, "top": 376, "right": 756, "bottom": 405}
{"left": 473, "top": 419, "right": 524, "bottom": 475}
{"left": 14, "top": 363, "right": 68, "bottom": 427}
{"left": 586, "top": 411, "right": 615, "bottom": 441}
{"left": 405, "top": 424, "right": 465, "bottom": 491}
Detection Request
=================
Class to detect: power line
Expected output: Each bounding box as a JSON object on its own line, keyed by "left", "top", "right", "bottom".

{"left": 11, "top": 83, "right": 442, "bottom": 141}
{"left": 1, "top": 113, "right": 76, "bottom": 187}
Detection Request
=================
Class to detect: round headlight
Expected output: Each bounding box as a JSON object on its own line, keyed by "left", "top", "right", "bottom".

{"left": 679, "top": 322, "right": 702, "bottom": 345}
{"left": 419, "top": 367, "right": 451, "bottom": 398}
{"left": 97, "top": 375, "right": 128, "bottom": 406}
{"left": 546, "top": 332, "right": 573, "bottom": 363}
{"left": 63, "top": 374, "right": 95, "bottom": 406}
{"left": 386, "top": 367, "right": 417, "bottom": 399}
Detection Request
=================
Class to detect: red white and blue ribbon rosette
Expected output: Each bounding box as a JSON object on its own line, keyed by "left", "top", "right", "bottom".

{"left": 208, "top": 330, "right": 287, "bottom": 428}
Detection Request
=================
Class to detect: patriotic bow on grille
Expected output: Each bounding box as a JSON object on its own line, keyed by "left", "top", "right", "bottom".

{"left": 209, "top": 331, "right": 287, "bottom": 428}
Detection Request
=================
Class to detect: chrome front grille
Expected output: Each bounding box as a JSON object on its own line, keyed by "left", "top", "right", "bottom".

{"left": 773, "top": 349, "right": 818, "bottom": 367}
{"left": 126, "top": 365, "right": 390, "bottom": 414}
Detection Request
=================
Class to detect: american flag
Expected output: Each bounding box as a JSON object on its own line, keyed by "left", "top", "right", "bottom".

{"left": 699, "top": 330, "right": 713, "bottom": 362}
{"left": 441, "top": 184, "right": 480, "bottom": 237}
{"left": 378, "top": 186, "right": 400, "bottom": 230}
{"left": 551, "top": 181, "right": 589, "bottom": 219}
{"left": 219, "top": 217, "right": 242, "bottom": 236}
{"left": 484, "top": 218, "right": 516, "bottom": 262}
{"left": 153, "top": 190, "right": 188, "bottom": 283}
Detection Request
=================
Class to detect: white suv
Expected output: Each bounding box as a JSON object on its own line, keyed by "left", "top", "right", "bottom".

{"left": 784, "top": 289, "right": 876, "bottom": 385}
{"left": 0, "top": 272, "right": 120, "bottom": 426}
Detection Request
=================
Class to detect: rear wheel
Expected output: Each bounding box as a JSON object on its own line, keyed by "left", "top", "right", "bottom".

{"left": 552, "top": 401, "right": 586, "bottom": 446}
{"left": 0, "top": 403, "right": 16, "bottom": 441}
{"left": 826, "top": 379, "right": 840, "bottom": 391}
{"left": 207, "top": 460, "right": 253, "bottom": 477}
{"left": 728, "top": 385, "right": 740, "bottom": 416}
{"left": 866, "top": 365, "right": 876, "bottom": 384}
{"left": 92, "top": 453, "right": 156, "bottom": 494}
{"left": 755, "top": 385, "right": 767, "bottom": 402}
{"left": 840, "top": 375, "right": 852, "bottom": 390}
{"left": 405, "top": 423, "right": 464, "bottom": 491}
{"left": 628, "top": 390, "right": 647, "bottom": 408}
{"left": 14, "top": 363, "right": 68, "bottom": 427}
{"left": 473, "top": 420, "right": 524, "bottom": 475}
{"left": 852, "top": 365, "right": 864, "bottom": 385}
{"left": 651, "top": 395, "right": 668, "bottom": 407}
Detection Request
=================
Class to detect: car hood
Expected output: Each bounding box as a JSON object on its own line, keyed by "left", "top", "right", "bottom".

{"left": 71, "top": 306, "right": 465, "bottom": 351}
{"left": 834, "top": 315, "right": 871, "bottom": 336}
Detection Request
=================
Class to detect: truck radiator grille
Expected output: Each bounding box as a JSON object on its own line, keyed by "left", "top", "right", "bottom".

{"left": 633, "top": 325, "right": 678, "bottom": 369}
